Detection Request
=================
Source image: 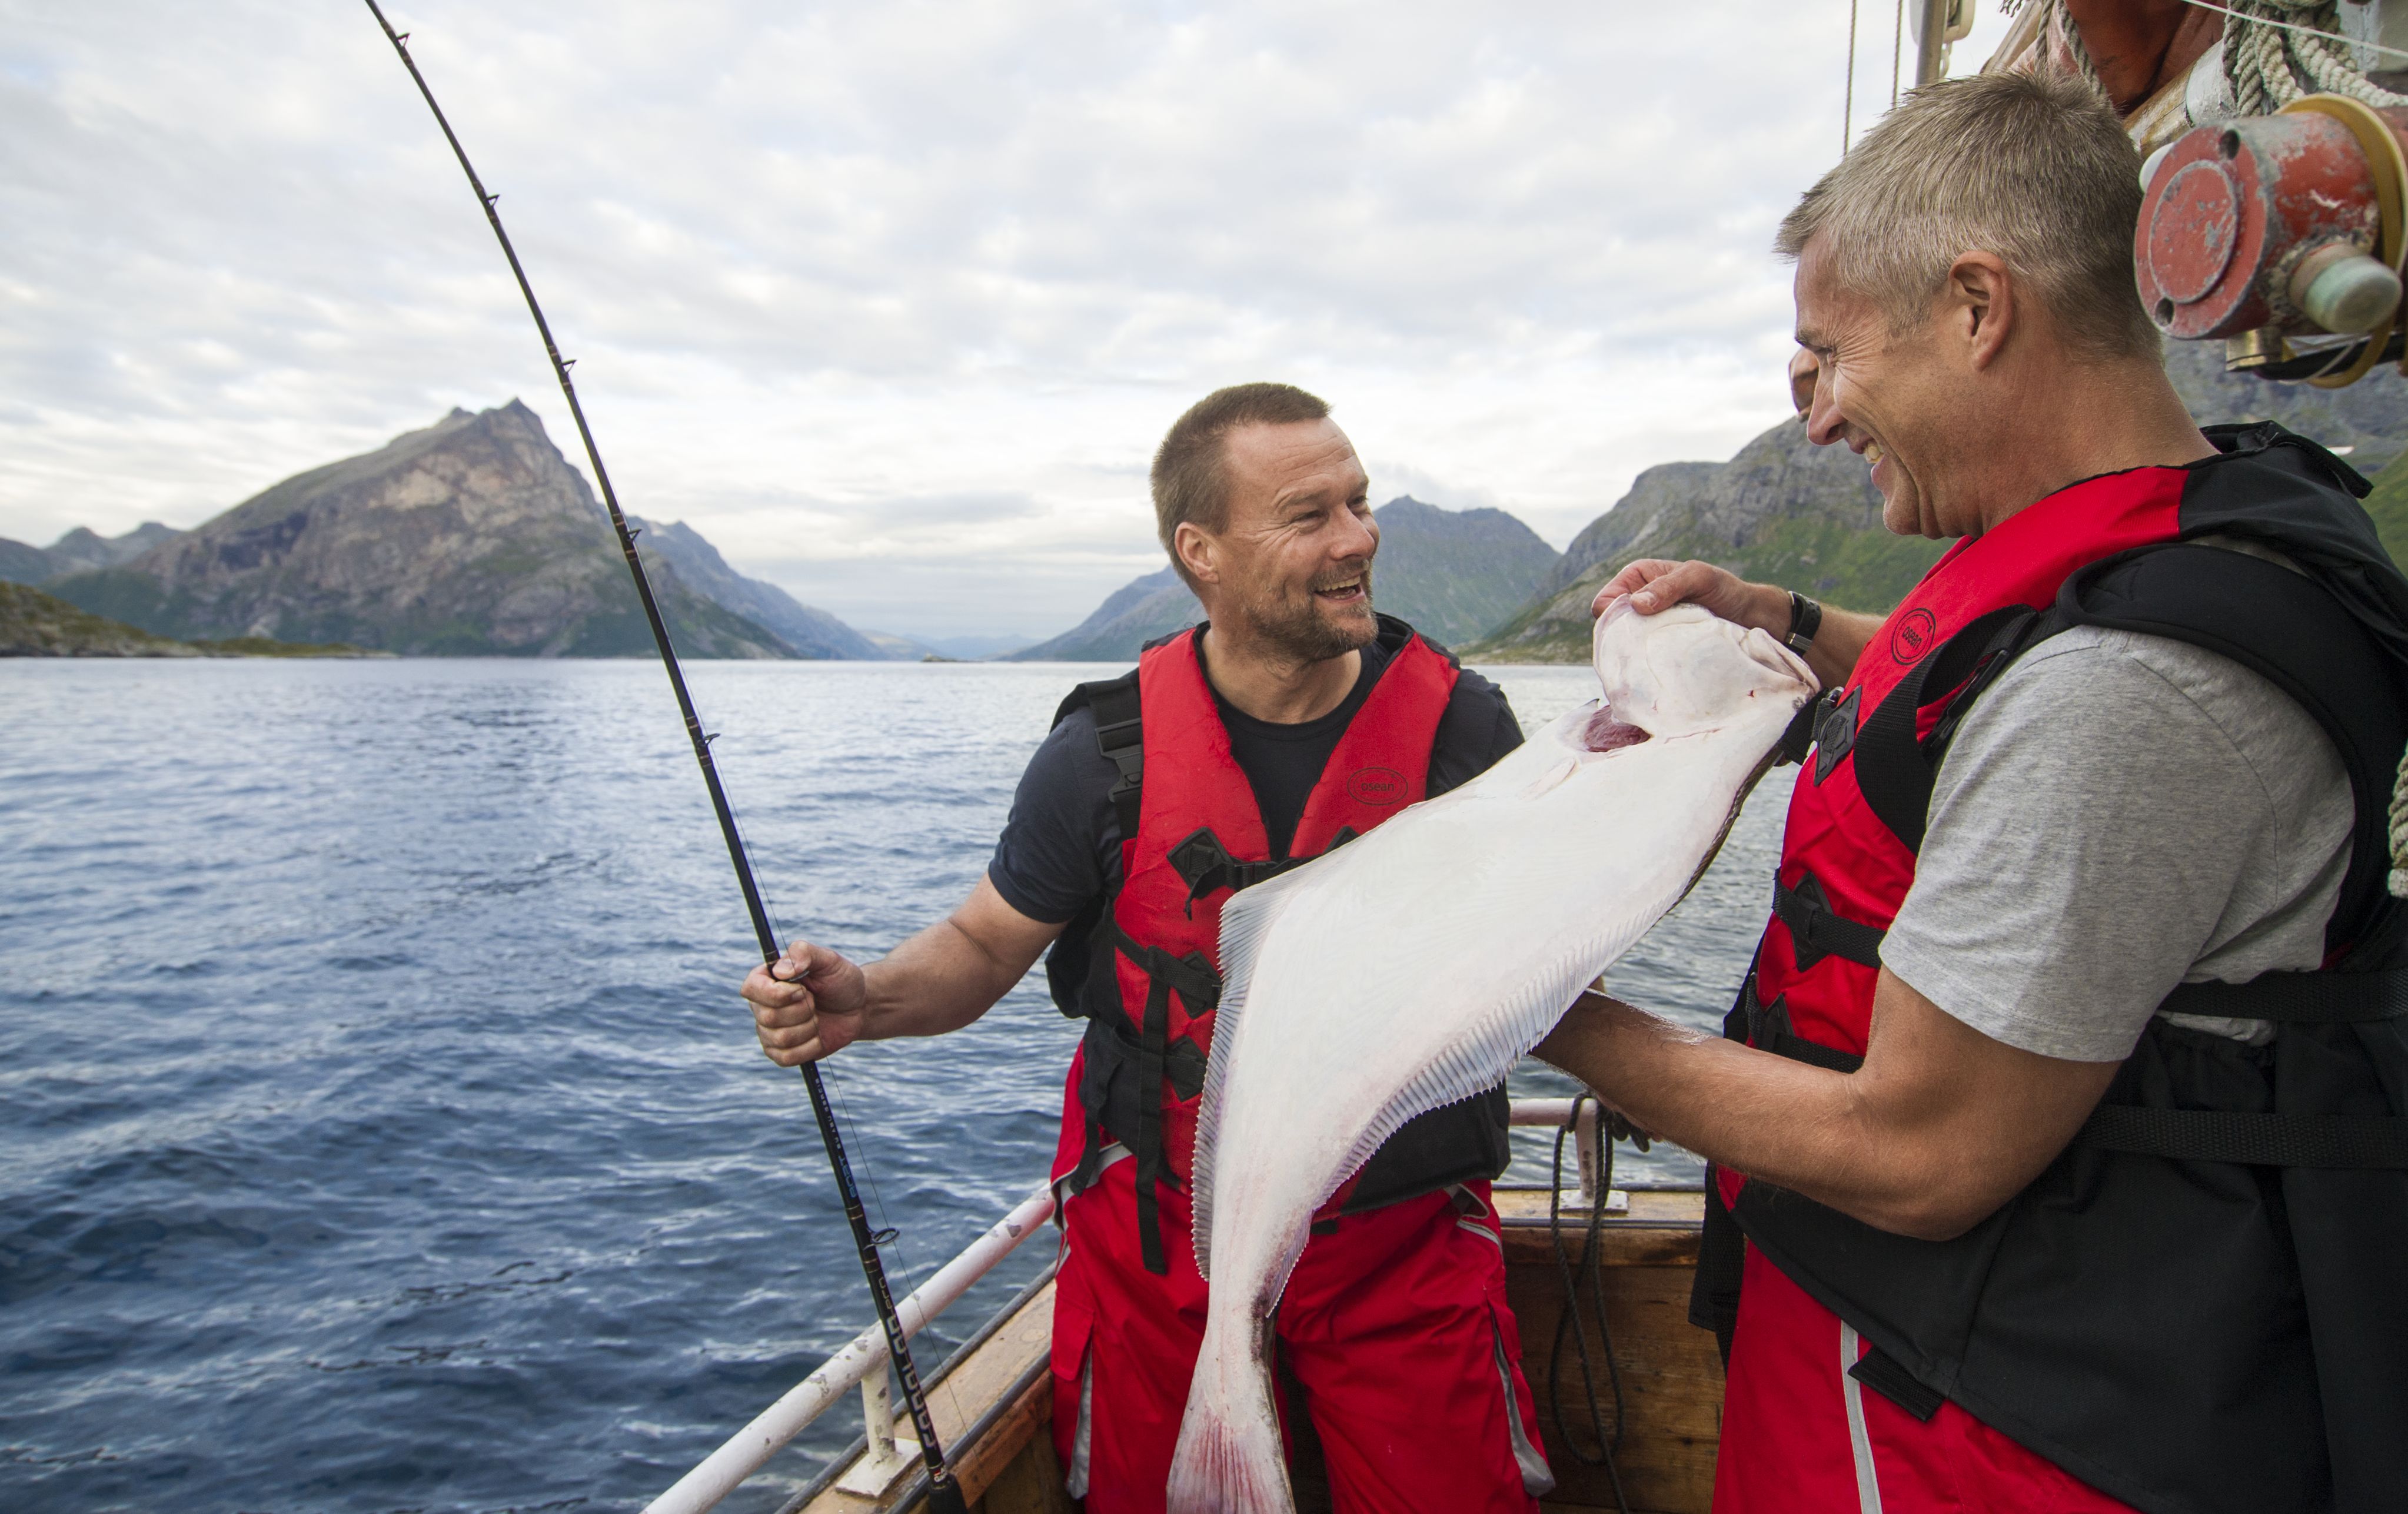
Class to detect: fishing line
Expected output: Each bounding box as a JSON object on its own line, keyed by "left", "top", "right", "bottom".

{"left": 823, "top": 1055, "right": 975, "bottom": 1434}
{"left": 726, "top": 710, "right": 970, "bottom": 1442}
{"left": 1547, "top": 1094, "right": 1632, "bottom": 1514}
{"left": 739, "top": 786, "right": 962, "bottom": 1429}
{"left": 360, "top": 8, "right": 969, "bottom": 1508}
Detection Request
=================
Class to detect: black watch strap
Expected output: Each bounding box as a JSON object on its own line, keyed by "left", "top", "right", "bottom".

{"left": 1786, "top": 592, "right": 1822, "bottom": 653}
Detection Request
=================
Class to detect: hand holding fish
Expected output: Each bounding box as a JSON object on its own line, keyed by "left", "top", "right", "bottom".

{"left": 1594, "top": 558, "right": 1881, "bottom": 689}
{"left": 743, "top": 942, "right": 869, "bottom": 1066}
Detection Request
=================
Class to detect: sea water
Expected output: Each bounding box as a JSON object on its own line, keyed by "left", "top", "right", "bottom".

{"left": 0, "top": 658, "right": 1780, "bottom": 1513}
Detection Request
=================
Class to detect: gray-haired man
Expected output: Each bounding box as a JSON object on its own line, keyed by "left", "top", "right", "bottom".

{"left": 1537, "top": 71, "right": 2408, "bottom": 1514}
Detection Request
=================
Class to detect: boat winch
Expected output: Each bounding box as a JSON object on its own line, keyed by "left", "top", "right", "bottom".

{"left": 2136, "top": 95, "right": 2408, "bottom": 385}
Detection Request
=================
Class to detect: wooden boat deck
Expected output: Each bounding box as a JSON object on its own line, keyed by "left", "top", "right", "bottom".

{"left": 787, "top": 1187, "right": 1718, "bottom": 1514}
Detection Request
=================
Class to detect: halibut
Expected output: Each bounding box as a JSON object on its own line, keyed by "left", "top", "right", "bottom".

{"left": 1165, "top": 599, "right": 1817, "bottom": 1513}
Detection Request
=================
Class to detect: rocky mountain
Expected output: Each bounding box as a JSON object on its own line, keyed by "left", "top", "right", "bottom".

{"left": 1466, "top": 341, "right": 2408, "bottom": 662}
{"left": 919, "top": 632, "right": 1034, "bottom": 660}
{"left": 1008, "top": 565, "right": 1198, "bottom": 662}
{"left": 0, "top": 522, "right": 184, "bottom": 586}
{"left": 1008, "top": 496, "right": 1561, "bottom": 661}
{"left": 41, "top": 403, "right": 889, "bottom": 659}
{"left": 623, "top": 516, "right": 885, "bottom": 659}
{"left": 0, "top": 537, "right": 45, "bottom": 585}
{"left": 1351, "top": 499, "right": 1562, "bottom": 645}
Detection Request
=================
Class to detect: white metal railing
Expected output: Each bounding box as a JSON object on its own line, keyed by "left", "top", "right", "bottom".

{"left": 647, "top": 1098, "right": 1614, "bottom": 1513}
{"left": 1509, "top": 1095, "right": 1629, "bottom": 1213}
{"left": 641, "top": 1187, "right": 1056, "bottom": 1514}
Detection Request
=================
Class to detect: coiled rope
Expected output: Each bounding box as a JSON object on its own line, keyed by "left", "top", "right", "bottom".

{"left": 2388, "top": 749, "right": 2408, "bottom": 897}
{"left": 2217, "top": 0, "right": 2408, "bottom": 112}
{"left": 2002, "top": 0, "right": 2408, "bottom": 111}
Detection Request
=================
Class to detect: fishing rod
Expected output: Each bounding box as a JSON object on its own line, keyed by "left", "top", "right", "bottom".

{"left": 360, "top": 7, "right": 969, "bottom": 1509}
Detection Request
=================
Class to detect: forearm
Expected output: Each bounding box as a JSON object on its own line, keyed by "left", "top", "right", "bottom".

{"left": 855, "top": 914, "right": 1030, "bottom": 1041}
{"left": 1810, "top": 607, "right": 1883, "bottom": 682}
{"left": 1728, "top": 580, "right": 1879, "bottom": 689}
{"left": 1535, "top": 994, "right": 1969, "bottom": 1238}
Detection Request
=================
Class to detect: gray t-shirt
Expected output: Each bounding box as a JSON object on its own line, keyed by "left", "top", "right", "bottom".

{"left": 1880, "top": 622, "right": 2353, "bottom": 1063}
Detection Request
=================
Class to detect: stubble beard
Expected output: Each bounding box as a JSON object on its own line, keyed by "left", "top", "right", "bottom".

{"left": 1238, "top": 567, "right": 1378, "bottom": 665}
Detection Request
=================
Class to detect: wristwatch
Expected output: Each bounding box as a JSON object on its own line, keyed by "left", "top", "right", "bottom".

{"left": 1785, "top": 591, "right": 1822, "bottom": 654}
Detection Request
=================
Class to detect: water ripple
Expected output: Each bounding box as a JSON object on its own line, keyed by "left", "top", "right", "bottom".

{"left": 0, "top": 658, "right": 1780, "bottom": 1512}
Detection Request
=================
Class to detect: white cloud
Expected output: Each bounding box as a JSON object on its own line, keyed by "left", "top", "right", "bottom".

{"left": 0, "top": 0, "right": 2014, "bottom": 640}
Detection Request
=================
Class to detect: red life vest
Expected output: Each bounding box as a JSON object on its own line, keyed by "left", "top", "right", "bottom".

{"left": 1742, "top": 466, "right": 2187, "bottom": 1081}
{"left": 1045, "top": 621, "right": 1494, "bottom": 1272}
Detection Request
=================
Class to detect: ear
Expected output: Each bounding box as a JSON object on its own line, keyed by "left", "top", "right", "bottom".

{"left": 1173, "top": 520, "right": 1220, "bottom": 587}
{"left": 1949, "top": 251, "right": 2014, "bottom": 370}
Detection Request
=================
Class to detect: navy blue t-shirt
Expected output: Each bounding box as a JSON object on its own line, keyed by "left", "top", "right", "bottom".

{"left": 987, "top": 625, "right": 1523, "bottom": 927}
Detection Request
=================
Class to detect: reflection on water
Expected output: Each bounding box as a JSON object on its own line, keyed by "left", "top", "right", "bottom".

{"left": 0, "top": 658, "right": 1778, "bottom": 1512}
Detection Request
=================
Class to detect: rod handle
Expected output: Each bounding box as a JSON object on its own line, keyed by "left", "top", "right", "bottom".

{"left": 924, "top": 1474, "right": 970, "bottom": 1514}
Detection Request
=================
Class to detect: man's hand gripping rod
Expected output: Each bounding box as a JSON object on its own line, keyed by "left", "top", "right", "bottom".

{"left": 360, "top": 8, "right": 969, "bottom": 1508}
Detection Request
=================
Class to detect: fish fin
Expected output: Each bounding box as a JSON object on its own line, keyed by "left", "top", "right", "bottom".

{"left": 1192, "top": 860, "right": 1323, "bottom": 1280}
{"left": 1319, "top": 931, "right": 1663, "bottom": 1223}
{"left": 1167, "top": 1314, "right": 1292, "bottom": 1514}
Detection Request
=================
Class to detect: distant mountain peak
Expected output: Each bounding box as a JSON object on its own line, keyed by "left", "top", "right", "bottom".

{"left": 1009, "top": 496, "right": 1561, "bottom": 661}
{"left": 39, "top": 403, "right": 893, "bottom": 660}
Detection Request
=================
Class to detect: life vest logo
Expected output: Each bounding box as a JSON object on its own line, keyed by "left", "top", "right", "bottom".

{"left": 1346, "top": 766, "right": 1407, "bottom": 806}
{"left": 1888, "top": 606, "right": 1938, "bottom": 665}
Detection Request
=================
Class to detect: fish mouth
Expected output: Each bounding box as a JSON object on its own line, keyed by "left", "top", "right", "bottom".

{"left": 1311, "top": 576, "right": 1368, "bottom": 605}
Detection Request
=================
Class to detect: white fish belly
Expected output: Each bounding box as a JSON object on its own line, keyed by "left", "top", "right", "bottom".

{"left": 1193, "top": 703, "right": 1782, "bottom": 1299}
{"left": 1168, "top": 604, "right": 1814, "bottom": 1514}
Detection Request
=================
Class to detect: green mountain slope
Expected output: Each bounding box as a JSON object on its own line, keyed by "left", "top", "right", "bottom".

{"left": 0, "top": 582, "right": 377, "bottom": 657}
{"left": 1, "top": 582, "right": 200, "bottom": 656}
{"left": 1467, "top": 341, "right": 2408, "bottom": 662}
{"left": 2362, "top": 447, "right": 2408, "bottom": 569}
{"left": 1351, "top": 499, "right": 1561, "bottom": 646}
{"left": 1009, "top": 496, "right": 1561, "bottom": 661}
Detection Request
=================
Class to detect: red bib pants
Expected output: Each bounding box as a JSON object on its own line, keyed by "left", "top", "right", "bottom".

{"left": 1049, "top": 1148, "right": 1549, "bottom": 1514}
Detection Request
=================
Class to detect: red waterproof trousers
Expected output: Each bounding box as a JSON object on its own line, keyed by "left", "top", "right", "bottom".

{"left": 1049, "top": 1157, "right": 1551, "bottom": 1514}
{"left": 1714, "top": 1249, "right": 2144, "bottom": 1513}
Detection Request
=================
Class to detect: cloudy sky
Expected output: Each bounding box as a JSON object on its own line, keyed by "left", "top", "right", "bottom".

{"left": 0, "top": 1, "right": 2014, "bottom": 643}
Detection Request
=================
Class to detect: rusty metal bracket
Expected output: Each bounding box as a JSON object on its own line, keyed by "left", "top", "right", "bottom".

{"left": 2280, "top": 94, "right": 2408, "bottom": 385}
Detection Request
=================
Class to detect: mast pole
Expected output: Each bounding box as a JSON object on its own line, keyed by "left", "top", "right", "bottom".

{"left": 359, "top": 8, "right": 967, "bottom": 1508}
{"left": 1914, "top": 0, "right": 1952, "bottom": 87}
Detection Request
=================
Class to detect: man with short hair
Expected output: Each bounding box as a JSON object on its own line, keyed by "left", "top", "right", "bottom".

{"left": 1536, "top": 72, "right": 2408, "bottom": 1513}
{"left": 742, "top": 383, "right": 1552, "bottom": 1512}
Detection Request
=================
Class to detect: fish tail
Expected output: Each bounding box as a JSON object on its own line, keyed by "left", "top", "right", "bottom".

{"left": 1166, "top": 1314, "right": 1292, "bottom": 1514}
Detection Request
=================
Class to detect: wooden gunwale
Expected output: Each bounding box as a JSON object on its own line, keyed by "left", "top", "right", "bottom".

{"left": 790, "top": 1187, "right": 1719, "bottom": 1514}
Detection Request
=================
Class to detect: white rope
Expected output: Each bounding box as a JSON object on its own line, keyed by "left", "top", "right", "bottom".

{"left": 2184, "top": 0, "right": 2408, "bottom": 66}
{"left": 2390, "top": 745, "right": 2408, "bottom": 896}
{"left": 2201, "top": 1, "right": 2408, "bottom": 114}
{"left": 2057, "top": 0, "right": 2110, "bottom": 95}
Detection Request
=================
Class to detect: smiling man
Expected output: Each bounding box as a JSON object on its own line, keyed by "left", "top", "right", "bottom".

{"left": 1536, "top": 72, "right": 2408, "bottom": 1514}
{"left": 739, "top": 383, "right": 1547, "bottom": 1512}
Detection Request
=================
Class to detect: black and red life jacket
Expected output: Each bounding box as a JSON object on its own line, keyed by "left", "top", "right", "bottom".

{"left": 1696, "top": 423, "right": 2408, "bottom": 1514}
{"left": 1043, "top": 615, "right": 1512, "bottom": 1273}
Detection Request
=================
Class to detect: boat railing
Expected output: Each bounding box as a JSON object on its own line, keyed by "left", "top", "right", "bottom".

{"left": 643, "top": 1097, "right": 1618, "bottom": 1514}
